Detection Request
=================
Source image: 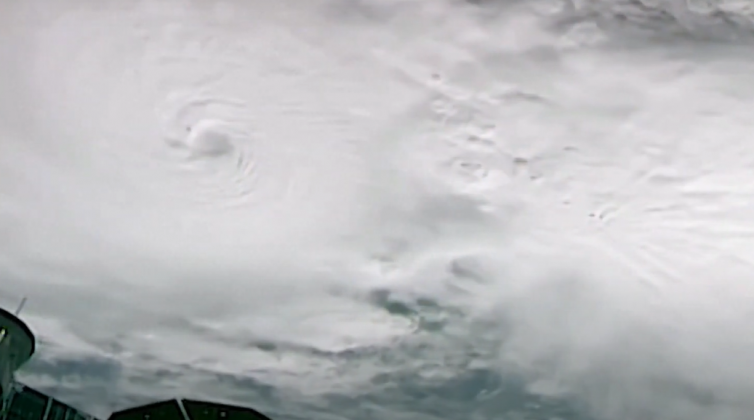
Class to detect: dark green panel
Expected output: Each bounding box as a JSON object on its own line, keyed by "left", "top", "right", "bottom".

{"left": 46, "top": 399, "right": 68, "bottom": 420}
{"left": 1, "top": 385, "right": 97, "bottom": 420}
{"left": 67, "top": 408, "right": 92, "bottom": 420}
{"left": 108, "top": 400, "right": 184, "bottom": 420}
{"left": 181, "top": 400, "right": 272, "bottom": 420}
{"left": 4, "top": 387, "right": 48, "bottom": 420}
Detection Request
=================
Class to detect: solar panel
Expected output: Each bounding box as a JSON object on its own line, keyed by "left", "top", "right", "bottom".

{"left": 107, "top": 400, "right": 273, "bottom": 420}
{"left": 108, "top": 400, "right": 185, "bottom": 420}
{"left": 182, "top": 399, "right": 272, "bottom": 420}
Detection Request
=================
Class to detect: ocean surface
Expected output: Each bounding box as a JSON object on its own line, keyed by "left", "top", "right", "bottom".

{"left": 2, "top": 0, "right": 754, "bottom": 419}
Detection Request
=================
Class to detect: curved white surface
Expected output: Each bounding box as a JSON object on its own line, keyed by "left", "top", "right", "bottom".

{"left": 2, "top": 0, "right": 754, "bottom": 419}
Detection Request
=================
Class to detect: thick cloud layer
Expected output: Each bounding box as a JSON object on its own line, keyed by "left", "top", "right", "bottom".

{"left": 2, "top": 0, "right": 754, "bottom": 419}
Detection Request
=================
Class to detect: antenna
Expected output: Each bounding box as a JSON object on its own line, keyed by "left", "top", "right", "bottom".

{"left": 14, "top": 297, "right": 26, "bottom": 316}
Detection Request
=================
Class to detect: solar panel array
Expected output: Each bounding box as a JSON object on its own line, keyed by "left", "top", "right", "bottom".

{"left": 108, "top": 399, "right": 273, "bottom": 420}
{"left": 0, "top": 385, "right": 93, "bottom": 420}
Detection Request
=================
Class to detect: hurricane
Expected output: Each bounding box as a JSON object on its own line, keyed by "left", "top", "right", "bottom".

{"left": 2, "top": 0, "right": 754, "bottom": 419}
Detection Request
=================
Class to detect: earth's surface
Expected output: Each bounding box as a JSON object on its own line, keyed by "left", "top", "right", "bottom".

{"left": 2, "top": 1, "right": 754, "bottom": 419}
